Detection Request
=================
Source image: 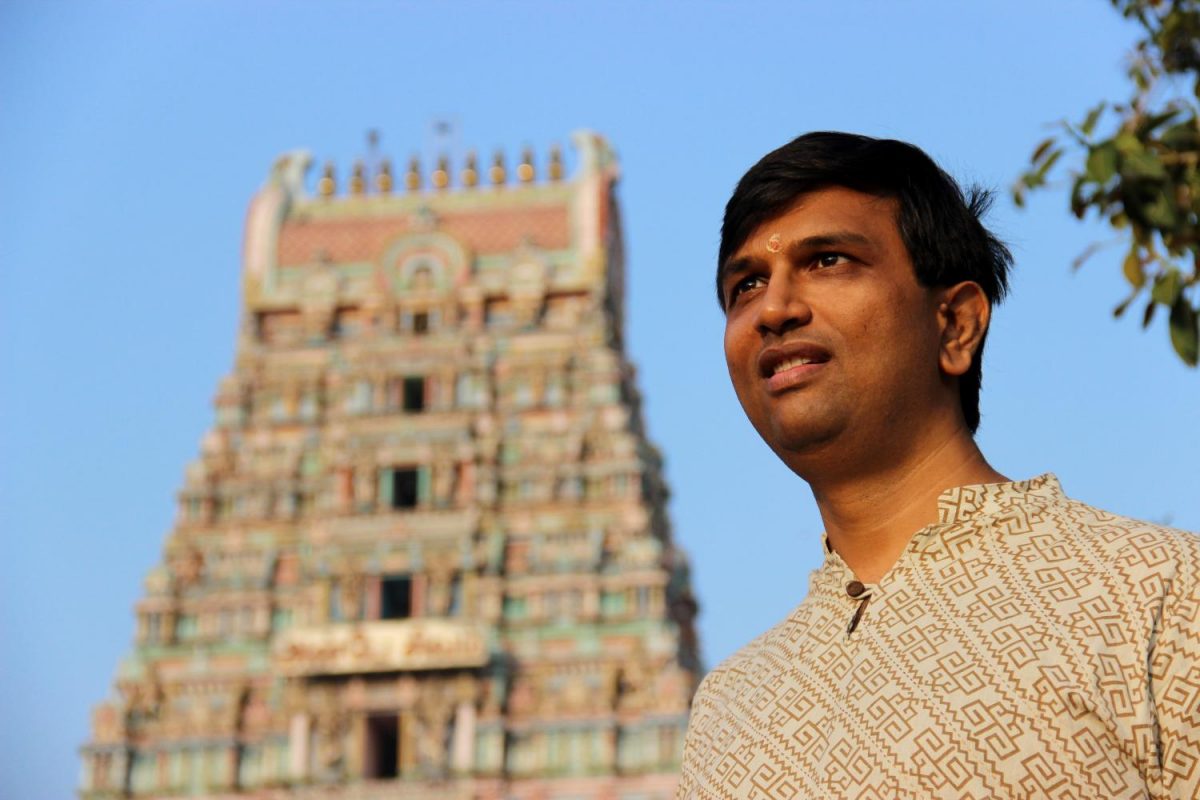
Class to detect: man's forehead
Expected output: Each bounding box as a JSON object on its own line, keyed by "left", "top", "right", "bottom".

{"left": 737, "top": 187, "right": 898, "bottom": 253}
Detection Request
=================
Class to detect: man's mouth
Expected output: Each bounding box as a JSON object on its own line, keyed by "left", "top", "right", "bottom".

{"left": 758, "top": 343, "right": 831, "bottom": 391}
{"left": 759, "top": 344, "right": 831, "bottom": 375}
{"left": 771, "top": 356, "right": 821, "bottom": 376}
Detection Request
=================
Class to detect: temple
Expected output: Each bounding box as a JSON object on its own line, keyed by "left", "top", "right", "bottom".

{"left": 80, "top": 132, "right": 701, "bottom": 799}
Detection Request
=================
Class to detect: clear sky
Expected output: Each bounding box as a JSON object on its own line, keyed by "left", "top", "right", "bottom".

{"left": 2, "top": 2, "right": 1197, "bottom": 798}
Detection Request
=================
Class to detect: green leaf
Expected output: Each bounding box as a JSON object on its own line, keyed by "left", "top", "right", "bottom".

{"left": 1035, "top": 149, "right": 1063, "bottom": 180}
{"left": 1115, "top": 131, "right": 1142, "bottom": 155}
{"left": 1114, "top": 290, "right": 1138, "bottom": 318}
{"left": 1121, "top": 147, "right": 1169, "bottom": 180}
{"left": 1152, "top": 269, "right": 1183, "bottom": 305}
{"left": 1168, "top": 296, "right": 1199, "bottom": 366}
{"left": 1080, "top": 102, "right": 1107, "bottom": 137}
{"left": 1123, "top": 250, "right": 1146, "bottom": 287}
{"left": 1140, "top": 190, "right": 1179, "bottom": 228}
{"left": 1136, "top": 108, "right": 1182, "bottom": 137}
{"left": 1143, "top": 300, "right": 1157, "bottom": 328}
{"left": 1031, "top": 137, "right": 1056, "bottom": 163}
{"left": 1161, "top": 117, "right": 1200, "bottom": 149}
{"left": 1086, "top": 143, "right": 1119, "bottom": 183}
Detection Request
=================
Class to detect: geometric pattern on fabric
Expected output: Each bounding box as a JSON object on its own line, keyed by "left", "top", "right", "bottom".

{"left": 677, "top": 475, "right": 1200, "bottom": 799}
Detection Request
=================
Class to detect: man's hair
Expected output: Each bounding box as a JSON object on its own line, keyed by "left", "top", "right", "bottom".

{"left": 717, "top": 131, "right": 1013, "bottom": 434}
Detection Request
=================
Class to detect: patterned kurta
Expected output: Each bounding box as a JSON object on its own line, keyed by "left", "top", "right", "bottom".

{"left": 677, "top": 475, "right": 1200, "bottom": 799}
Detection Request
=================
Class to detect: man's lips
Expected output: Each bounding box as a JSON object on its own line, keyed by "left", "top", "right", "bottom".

{"left": 758, "top": 342, "right": 831, "bottom": 391}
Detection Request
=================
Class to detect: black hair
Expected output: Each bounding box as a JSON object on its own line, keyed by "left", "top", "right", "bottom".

{"left": 717, "top": 131, "right": 1013, "bottom": 434}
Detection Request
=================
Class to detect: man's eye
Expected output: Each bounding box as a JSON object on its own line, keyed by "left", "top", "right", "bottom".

{"left": 729, "top": 275, "right": 765, "bottom": 303}
{"left": 815, "top": 253, "right": 850, "bottom": 268}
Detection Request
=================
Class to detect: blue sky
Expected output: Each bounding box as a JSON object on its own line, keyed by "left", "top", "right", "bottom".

{"left": 2, "top": 2, "right": 1197, "bottom": 798}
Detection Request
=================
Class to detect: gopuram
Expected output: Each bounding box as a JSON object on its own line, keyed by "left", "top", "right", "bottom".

{"left": 81, "top": 132, "right": 702, "bottom": 800}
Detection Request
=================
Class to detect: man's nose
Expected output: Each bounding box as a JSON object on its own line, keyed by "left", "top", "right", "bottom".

{"left": 755, "top": 273, "right": 812, "bottom": 335}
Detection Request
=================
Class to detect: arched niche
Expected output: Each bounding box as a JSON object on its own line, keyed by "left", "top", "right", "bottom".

{"left": 379, "top": 232, "right": 472, "bottom": 296}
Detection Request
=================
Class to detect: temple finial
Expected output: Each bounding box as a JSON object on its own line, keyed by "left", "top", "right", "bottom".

{"left": 350, "top": 160, "right": 366, "bottom": 196}
{"left": 376, "top": 159, "right": 393, "bottom": 194}
{"left": 548, "top": 144, "right": 564, "bottom": 182}
{"left": 517, "top": 147, "right": 535, "bottom": 184}
{"left": 432, "top": 155, "right": 450, "bottom": 190}
{"left": 318, "top": 161, "right": 336, "bottom": 197}
{"left": 489, "top": 150, "right": 506, "bottom": 187}
{"left": 461, "top": 151, "right": 479, "bottom": 188}
{"left": 405, "top": 156, "right": 422, "bottom": 193}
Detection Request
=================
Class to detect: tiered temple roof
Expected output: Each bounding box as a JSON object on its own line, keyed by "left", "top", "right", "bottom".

{"left": 81, "top": 132, "right": 701, "bottom": 800}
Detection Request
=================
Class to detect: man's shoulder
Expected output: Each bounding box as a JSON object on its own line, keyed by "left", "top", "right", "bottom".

{"left": 1051, "top": 493, "right": 1199, "bottom": 558}
{"left": 692, "top": 598, "right": 814, "bottom": 706}
{"left": 1037, "top": 491, "right": 1200, "bottom": 596}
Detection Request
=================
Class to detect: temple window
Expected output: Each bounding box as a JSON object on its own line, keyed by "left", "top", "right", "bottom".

{"left": 380, "top": 467, "right": 422, "bottom": 509}
{"left": 402, "top": 376, "right": 426, "bottom": 412}
{"left": 380, "top": 575, "right": 413, "bottom": 619}
{"left": 413, "top": 311, "right": 430, "bottom": 335}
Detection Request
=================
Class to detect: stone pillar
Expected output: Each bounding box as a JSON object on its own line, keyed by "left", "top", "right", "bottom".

{"left": 314, "top": 579, "right": 331, "bottom": 624}
{"left": 364, "top": 575, "right": 382, "bottom": 620}
{"left": 224, "top": 745, "right": 239, "bottom": 790}
{"left": 398, "top": 710, "right": 417, "bottom": 776}
{"left": 348, "top": 713, "right": 367, "bottom": 778}
{"left": 288, "top": 713, "right": 309, "bottom": 780}
{"left": 451, "top": 701, "right": 476, "bottom": 774}
{"left": 456, "top": 461, "right": 475, "bottom": 506}
{"left": 411, "top": 574, "right": 427, "bottom": 617}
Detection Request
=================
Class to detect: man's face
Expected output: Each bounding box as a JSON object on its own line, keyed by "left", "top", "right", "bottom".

{"left": 719, "top": 186, "right": 949, "bottom": 469}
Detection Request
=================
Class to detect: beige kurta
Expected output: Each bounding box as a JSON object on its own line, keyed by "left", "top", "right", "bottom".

{"left": 677, "top": 475, "right": 1200, "bottom": 799}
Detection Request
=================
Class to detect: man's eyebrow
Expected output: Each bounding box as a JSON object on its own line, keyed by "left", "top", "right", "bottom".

{"left": 718, "top": 230, "right": 877, "bottom": 288}
{"left": 785, "top": 230, "right": 875, "bottom": 253}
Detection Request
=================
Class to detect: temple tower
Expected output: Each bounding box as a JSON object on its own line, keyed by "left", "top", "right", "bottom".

{"left": 81, "top": 132, "right": 701, "bottom": 800}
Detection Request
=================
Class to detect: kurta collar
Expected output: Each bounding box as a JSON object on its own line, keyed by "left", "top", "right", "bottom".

{"left": 816, "top": 473, "right": 1065, "bottom": 589}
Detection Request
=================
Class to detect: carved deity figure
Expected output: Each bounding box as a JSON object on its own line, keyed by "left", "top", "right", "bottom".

{"left": 413, "top": 685, "right": 455, "bottom": 777}
{"left": 313, "top": 693, "right": 348, "bottom": 781}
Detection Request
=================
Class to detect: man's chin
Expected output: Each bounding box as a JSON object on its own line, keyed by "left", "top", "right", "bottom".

{"left": 760, "top": 418, "right": 843, "bottom": 462}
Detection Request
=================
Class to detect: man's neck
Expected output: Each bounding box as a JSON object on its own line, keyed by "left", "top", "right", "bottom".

{"left": 808, "top": 429, "right": 1007, "bottom": 584}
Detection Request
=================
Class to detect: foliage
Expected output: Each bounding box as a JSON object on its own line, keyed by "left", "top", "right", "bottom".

{"left": 1015, "top": 0, "right": 1200, "bottom": 365}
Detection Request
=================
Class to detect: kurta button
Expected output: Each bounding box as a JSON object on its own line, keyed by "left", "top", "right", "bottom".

{"left": 846, "top": 580, "right": 866, "bottom": 598}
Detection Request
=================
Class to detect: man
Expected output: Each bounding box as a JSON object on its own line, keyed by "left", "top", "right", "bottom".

{"left": 677, "top": 132, "right": 1199, "bottom": 799}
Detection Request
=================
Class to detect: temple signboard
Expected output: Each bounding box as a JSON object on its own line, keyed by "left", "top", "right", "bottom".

{"left": 273, "top": 620, "right": 489, "bottom": 676}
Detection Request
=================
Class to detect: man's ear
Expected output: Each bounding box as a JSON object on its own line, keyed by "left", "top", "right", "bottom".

{"left": 937, "top": 281, "right": 990, "bottom": 377}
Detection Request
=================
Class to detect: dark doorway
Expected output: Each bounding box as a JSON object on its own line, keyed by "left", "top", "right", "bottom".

{"left": 365, "top": 714, "right": 399, "bottom": 779}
